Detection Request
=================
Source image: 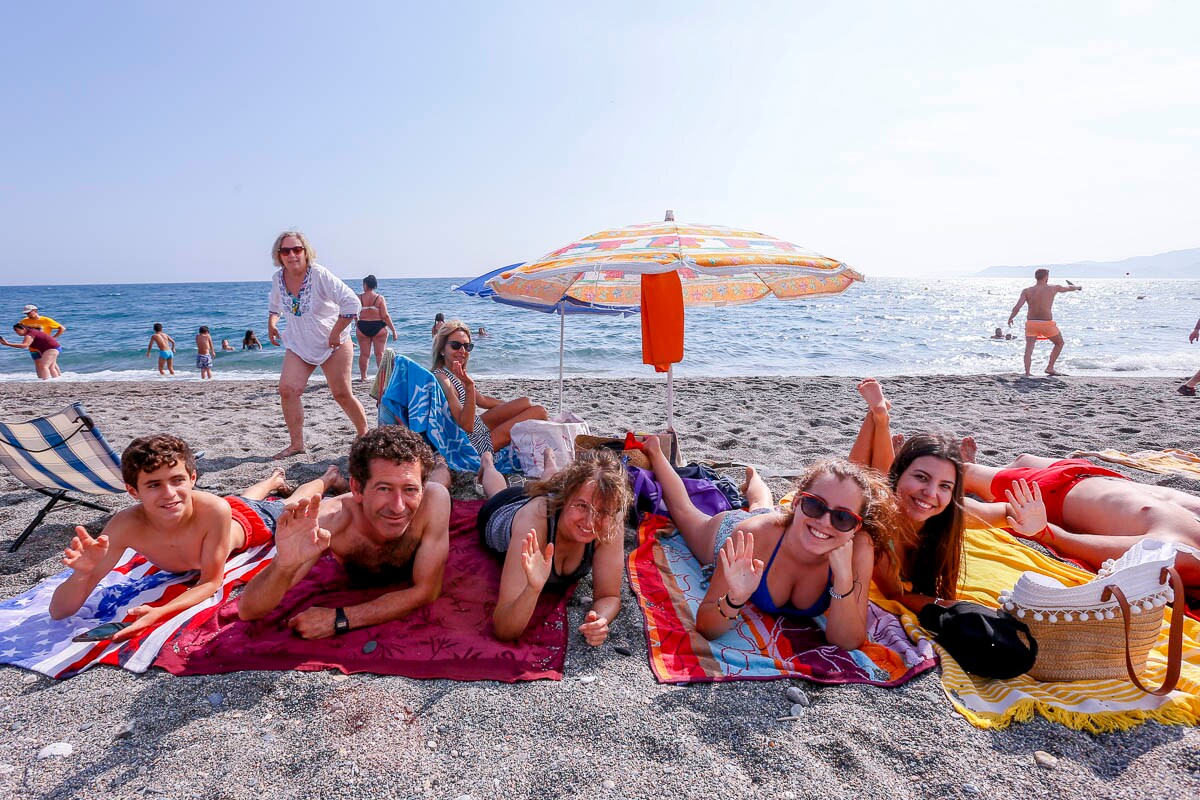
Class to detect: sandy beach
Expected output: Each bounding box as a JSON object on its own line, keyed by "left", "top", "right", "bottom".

{"left": 1, "top": 374, "right": 1198, "bottom": 800}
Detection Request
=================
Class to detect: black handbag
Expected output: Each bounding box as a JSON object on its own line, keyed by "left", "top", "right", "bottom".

{"left": 918, "top": 601, "right": 1038, "bottom": 680}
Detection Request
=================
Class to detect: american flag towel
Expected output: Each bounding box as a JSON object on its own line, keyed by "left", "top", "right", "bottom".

{"left": 0, "top": 543, "right": 273, "bottom": 678}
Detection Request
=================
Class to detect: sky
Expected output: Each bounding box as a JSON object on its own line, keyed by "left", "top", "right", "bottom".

{"left": 1, "top": 1, "right": 1197, "bottom": 285}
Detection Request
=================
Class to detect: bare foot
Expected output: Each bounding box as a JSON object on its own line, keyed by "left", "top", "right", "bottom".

{"left": 321, "top": 465, "right": 349, "bottom": 495}
{"left": 856, "top": 378, "right": 890, "bottom": 414}
{"left": 477, "top": 451, "right": 494, "bottom": 482}
{"left": 542, "top": 447, "right": 557, "bottom": 475}
{"left": 891, "top": 433, "right": 905, "bottom": 452}
{"left": 739, "top": 464, "right": 757, "bottom": 496}
{"left": 960, "top": 436, "right": 977, "bottom": 463}
{"left": 272, "top": 445, "right": 306, "bottom": 461}
{"left": 428, "top": 456, "right": 451, "bottom": 490}
{"left": 265, "top": 467, "right": 294, "bottom": 497}
{"left": 1045, "top": 369, "right": 1066, "bottom": 377}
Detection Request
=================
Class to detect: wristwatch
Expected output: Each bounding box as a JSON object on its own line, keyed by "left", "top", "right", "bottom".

{"left": 334, "top": 607, "right": 350, "bottom": 635}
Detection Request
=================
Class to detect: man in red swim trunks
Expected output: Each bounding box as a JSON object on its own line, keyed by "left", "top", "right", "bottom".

{"left": 964, "top": 454, "right": 1200, "bottom": 590}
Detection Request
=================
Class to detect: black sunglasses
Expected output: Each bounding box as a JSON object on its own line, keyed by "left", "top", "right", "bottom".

{"left": 278, "top": 246, "right": 305, "bottom": 256}
{"left": 798, "top": 492, "right": 863, "bottom": 533}
{"left": 447, "top": 340, "right": 474, "bottom": 352}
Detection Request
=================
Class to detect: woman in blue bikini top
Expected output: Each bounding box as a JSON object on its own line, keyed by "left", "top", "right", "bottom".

{"left": 641, "top": 436, "right": 897, "bottom": 650}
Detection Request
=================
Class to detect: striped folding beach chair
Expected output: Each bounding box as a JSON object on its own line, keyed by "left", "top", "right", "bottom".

{"left": 0, "top": 402, "right": 125, "bottom": 552}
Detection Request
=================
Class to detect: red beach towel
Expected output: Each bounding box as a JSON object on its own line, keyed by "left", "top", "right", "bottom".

{"left": 154, "top": 500, "right": 572, "bottom": 681}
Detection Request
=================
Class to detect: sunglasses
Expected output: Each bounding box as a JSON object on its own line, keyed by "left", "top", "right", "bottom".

{"left": 278, "top": 246, "right": 306, "bottom": 256}
{"left": 798, "top": 492, "right": 863, "bottom": 533}
{"left": 447, "top": 340, "right": 474, "bottom": 352}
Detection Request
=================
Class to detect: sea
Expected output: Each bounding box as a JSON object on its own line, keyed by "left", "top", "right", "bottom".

{"left": 1, "top": 277, "right": 1198, "bottom": 383}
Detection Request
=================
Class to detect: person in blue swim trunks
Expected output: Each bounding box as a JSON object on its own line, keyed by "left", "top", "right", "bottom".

{"left": 641, "top": 435, "right": 896, "bottom": 649}
{"left": 146, "top": 322, "right": 176, "bottom": 376}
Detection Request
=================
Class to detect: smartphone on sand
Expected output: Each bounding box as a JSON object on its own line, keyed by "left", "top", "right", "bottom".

{"left": 72, "top": 621, "right": 130, "bottom": 642}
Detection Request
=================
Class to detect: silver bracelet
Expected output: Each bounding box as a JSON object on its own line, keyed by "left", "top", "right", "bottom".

{"left": 828, "top": 581, "right": 858, "bottom": 600}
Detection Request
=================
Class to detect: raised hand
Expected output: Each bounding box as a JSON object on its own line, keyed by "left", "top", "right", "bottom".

{"left": 520, "top": 529, "right": 553, "bottom": 593}
{"left": 578, "top": 610, "right": 609, "bottom": 646}
{"left": 640, "top": 434, "right": 664, "bottom": 460}
{"left": 717, "top": 530, "right": 764, "bottom": 604}
{"left": 449, "top": 357, "right": 473, "bottom": 385}
{"left": 827, "top": 538, "right": 857, "bottom": 590}
{"left": 1004, "top": 478, "right": 1048, "bottom": 537}
{"left": 274, "top": 496, "right": 331, "bottom": 569}
{"left": 62, "top": 527, "right": 110, "bottom": 575}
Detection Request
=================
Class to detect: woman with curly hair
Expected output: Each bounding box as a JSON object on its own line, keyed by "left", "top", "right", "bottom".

{"left": 641, "top": 435, "right": 896, "bottom": 650}
{"left": 478, "top": 448, "right": 632, "bottom": 646}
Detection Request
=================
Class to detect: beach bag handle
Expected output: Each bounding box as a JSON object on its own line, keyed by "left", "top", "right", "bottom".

{"left": 1101, "top": 566, "right": 1185, "bottom": 696}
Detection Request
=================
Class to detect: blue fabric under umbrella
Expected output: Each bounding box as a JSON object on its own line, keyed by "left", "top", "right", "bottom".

{"left": 454, "top": 264, "right": 638, "bottom": 412}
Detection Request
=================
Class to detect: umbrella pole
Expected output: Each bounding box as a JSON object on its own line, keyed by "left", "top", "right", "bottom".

{"left": 558, "top": 302, "right": 565, "bottom": 416}
{"left": 666, "top": 363, "right": 674, "bottom": 433}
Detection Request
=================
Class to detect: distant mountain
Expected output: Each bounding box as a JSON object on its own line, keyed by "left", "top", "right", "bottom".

{"left": 978, "top": 247, "right": 1200, "bottom": 279}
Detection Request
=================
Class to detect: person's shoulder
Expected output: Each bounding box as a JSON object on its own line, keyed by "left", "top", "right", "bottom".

{"left": 101, "top": 504, "right": 143, "bottom": 540}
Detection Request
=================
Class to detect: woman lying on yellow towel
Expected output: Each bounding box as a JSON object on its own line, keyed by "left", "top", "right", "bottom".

{"left": 849, "top": 378, "right": 1049, "bottom": 614}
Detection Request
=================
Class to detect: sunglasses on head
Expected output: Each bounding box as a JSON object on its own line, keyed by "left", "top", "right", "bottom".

{"left": 278, "top": 246, "right": 305, "bottom": 256}
{"left": 447, "top": 340, "right": 474, "bottom": 352}
{"left": 798, "top": 492, "right": 863, "bottom": 533}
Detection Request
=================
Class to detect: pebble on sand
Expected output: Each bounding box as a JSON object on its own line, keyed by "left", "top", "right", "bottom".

{"left": 785, "top": 686, "right": 810, "bottom": 706}
{"left": 36, "top": 742, "right": 73, "bottom": 759}
{"left": 1034, "top": 751, "right": 1059, "bottom": 769}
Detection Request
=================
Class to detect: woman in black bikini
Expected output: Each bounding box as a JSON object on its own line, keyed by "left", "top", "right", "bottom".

{"left": 356, "top": 274, "right": 397, "bottom": 381}
{"left": 477, "top": 448, "right": 632, "bottom": 645}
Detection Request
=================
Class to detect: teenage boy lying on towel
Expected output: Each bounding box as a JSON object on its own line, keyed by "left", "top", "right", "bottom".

{"left": 49, "top": 434, "right": 344, "bottom": 640}
{"left": 237, "top": 426, "right": 452, "bottom": 638}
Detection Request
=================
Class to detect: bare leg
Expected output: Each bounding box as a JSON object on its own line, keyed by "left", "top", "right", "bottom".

{"left": 42, "top": 351, "right": 60, "bottom": 379}
{"left": 1045, "top": 333, "right": 1065, "bottom": 375}
{"left": 356, "top": 329, "right": 371, "bottom": 381}
{"left": 848, "top": 379, "right": 894, "bottom": 472}
{"left": 478, "top": 451, "right": 508, "bottom": 498}
{"left": 427, "top": 455, "right": 451, "bottom": 490}
{"left": 740, "top": 465, "right": 773, "bottom": 511}
{"left": 371, "top": 332, "right": 387, "bottom": 373}
{"left": 644, "top": 435, "right": 723, "bottom": 565}
{"left": 1023, "top": 337, "right": 1036, "bottom": 376}
{"left": 320, "top": 344, "right": 369, "bottom": 437}
{"left": 481, "top": 397, "right": 546, "bottom": 430}
{"left": 487, "top": 405, "right": 549, "bottom": 451}
{"left": 240, "top": 468, "right": 291, "bottom": 500}
{"left": 962, "top": 456, "right": 1059, "bottom": 500}
{"left": 275, "top": 350, "right": 317, "bottom": 459}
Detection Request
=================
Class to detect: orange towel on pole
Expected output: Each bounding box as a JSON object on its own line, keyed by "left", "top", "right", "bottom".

{"left": 640, "top": 272, "right": 684, "bottom": 373}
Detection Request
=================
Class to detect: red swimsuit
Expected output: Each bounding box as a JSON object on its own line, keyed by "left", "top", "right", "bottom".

{"left": 988, "top": 458, "right": 1129, "bottom": 527}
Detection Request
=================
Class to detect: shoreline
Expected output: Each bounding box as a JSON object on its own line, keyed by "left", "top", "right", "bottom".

{"left": 1, "top": 375, "right": 1197, "bottom": 798}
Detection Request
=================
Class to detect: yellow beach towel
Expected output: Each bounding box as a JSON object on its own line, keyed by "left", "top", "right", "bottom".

{"left": 1068, "top": 448, "right": 1200, "bottom": 480}
{"left": 872, "top": 527, "right": 1200, "bottom": 731}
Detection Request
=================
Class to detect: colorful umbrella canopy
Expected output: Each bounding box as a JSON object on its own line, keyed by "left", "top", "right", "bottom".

{"left": 454, "top": 264, "right": 637, "bottom": 412}
{"left": 487, "top": 215, "right": 864, "bottom": 429}
{"left": 486, "top": 219, "right": 863, "bottom": 309}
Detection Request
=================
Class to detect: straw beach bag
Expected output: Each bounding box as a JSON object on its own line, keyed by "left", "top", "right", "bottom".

{"left": 998, "top": 539, "right": 1187, "bottom": 694}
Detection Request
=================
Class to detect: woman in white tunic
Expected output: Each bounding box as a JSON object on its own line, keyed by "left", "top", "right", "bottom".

{"left": 267, "top": 231, "right": 367, "bottom": 459}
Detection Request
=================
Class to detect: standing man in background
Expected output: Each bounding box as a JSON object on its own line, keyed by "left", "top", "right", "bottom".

{"left": 1007, "top": 268, "right": 1082, "bottom": 377}
{"left": 17, "top": 305, "right": 65, "bottom": 338}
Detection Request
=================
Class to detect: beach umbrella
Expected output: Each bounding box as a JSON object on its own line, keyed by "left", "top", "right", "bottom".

{"left": 454, "top": 264, "right": 638, "bottom": 413}
{"left": 487, "top": 212, "right": 863, "bottom": 430}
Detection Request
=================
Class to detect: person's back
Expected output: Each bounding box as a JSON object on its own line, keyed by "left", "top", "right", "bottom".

{"left": 196, "top": 326, "right": 215, "bottom": 379}
{"left": 147, "top": 323, "right": 176, "bottom": 375}
{"left": 1008, "top": 269, "right": 1081, "bottom": 377}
